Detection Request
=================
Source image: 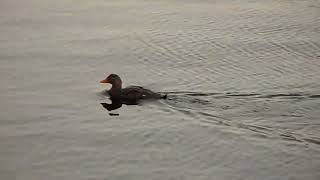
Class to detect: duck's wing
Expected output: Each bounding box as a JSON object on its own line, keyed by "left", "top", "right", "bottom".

{"left": 121, "top": 86, "right": 144, "bottom": 100}
{"left": 121, "top": 86, "right": 143, "bottom": 94}
{"left": 123, "top": 86, "right": 162, "bottom": 99}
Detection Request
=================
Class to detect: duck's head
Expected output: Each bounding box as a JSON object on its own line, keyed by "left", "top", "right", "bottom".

{"left": 100, "top": 74, "right": 122, "bottom": 85}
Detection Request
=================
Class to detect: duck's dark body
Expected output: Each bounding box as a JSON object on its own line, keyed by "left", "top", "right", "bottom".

{"left": 101, "top": 74, "right": 166, "bottom": 102}
{"left": 108, "top": 85, "right": 164, "bottom": 101}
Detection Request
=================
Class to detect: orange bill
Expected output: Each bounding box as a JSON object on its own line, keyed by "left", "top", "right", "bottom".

{"left": 100, "top": 79, "right": 110, "bottom": 83}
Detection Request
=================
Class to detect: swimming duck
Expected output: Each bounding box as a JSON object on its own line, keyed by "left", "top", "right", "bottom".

{"left": 100, "top": 74, "right": 166, "bottom": 102}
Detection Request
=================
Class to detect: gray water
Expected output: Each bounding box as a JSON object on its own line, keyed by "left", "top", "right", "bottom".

{"left": 1, "top": 0, "right": 320, "bottom": 179}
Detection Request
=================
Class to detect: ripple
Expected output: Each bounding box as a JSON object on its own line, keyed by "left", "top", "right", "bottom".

{"left": 161, "top": 91, "right": 320, "bottom": 146}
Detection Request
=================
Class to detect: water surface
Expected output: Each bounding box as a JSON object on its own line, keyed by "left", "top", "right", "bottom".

{"left": 0, "top": 0, "right": 320, "bottom": 179}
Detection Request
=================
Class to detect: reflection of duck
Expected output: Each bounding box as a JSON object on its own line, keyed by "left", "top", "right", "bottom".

{"left": 101, "top": 100, "right": 122, "bottom": 111}
{"left": 100, "top": 74, "right": 166, "bottom": 103}
{"left": 100, "top": 96, "right": 142, "bottom": 116}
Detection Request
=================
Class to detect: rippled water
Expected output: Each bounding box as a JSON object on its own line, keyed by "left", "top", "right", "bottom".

{"left": 1, "top": 0, "right": 320, "bottom": 179}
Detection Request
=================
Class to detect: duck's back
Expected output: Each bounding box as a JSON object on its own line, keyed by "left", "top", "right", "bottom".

{"left": 121, "top": 86, "right": 163, "bottom": 100}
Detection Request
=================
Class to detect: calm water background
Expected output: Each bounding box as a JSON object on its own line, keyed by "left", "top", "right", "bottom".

{"left": 1, "top": 0, "right": 320, "bottom": 179}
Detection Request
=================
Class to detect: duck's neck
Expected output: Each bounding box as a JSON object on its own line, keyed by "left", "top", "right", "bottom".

{"left": 109, "top": 81, "right": 122, "bottom": 97}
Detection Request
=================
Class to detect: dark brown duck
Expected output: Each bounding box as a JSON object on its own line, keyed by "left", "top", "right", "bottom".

{"left": 100, "top": 74, "right": 166, "bottom": 102}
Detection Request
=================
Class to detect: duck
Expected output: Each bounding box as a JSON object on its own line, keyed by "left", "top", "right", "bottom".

{"left": 100, "top": 74, "right": 166, "bottom": 102}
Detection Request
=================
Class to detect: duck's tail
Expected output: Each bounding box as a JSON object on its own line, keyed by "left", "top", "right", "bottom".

{"left": 161, "top": 94, "right": 168, "bottom": 99}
